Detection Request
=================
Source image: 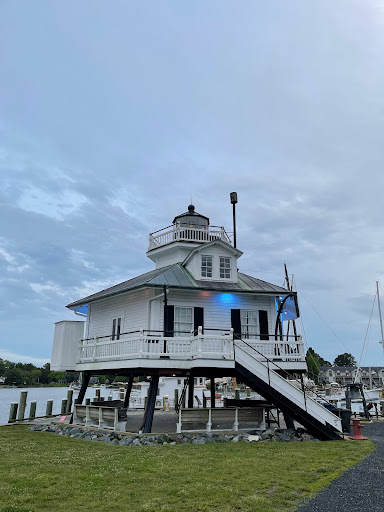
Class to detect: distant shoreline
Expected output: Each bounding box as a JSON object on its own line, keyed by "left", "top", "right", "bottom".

{"left": 0, "top": 384, "right": 68, "bottom": 389}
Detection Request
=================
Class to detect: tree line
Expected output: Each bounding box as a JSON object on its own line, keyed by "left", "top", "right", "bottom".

{"left": 0, "top": 358, "right": 77, "bottom": 386}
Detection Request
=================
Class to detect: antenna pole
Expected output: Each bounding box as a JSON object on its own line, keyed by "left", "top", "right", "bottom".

{"left": 377, "top": 281, "right": 384, "bottom": 351}
{"left": 230, "top": 192, "right": 238, "bottom": 248}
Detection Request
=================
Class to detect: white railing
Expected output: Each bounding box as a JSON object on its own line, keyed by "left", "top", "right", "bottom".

{"left": 243, "top": 339, "right": 305, "bottom": 361}
{"left": 78, "top": 328, "right": 233, "bottom": 363}
{"left": 148, "top": 224, "right": 231, "bottom": 250}
{"left": 77, "top": 329, "right": 305, "bottom": 364}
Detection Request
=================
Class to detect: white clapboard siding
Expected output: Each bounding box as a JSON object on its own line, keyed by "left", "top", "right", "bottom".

{"left": 158, "top": 289, "right": 276, "bottom": 334}
{"left": 87, "top": 288, "right": 155, "bottom": 338}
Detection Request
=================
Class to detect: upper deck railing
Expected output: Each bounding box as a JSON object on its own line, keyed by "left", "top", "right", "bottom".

{"left": 148, "top": 224, "right": 232, "bottom": 251}
{"left": 77, "top": 328, "right": 305, "bottom": 364}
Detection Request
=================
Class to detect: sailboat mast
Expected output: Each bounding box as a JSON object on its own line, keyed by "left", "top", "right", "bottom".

{"left": 284, "top": 263, "right": 297, "bottom": 337}
{"left": 377, "top": 281, "right": 384, "bottom": 352}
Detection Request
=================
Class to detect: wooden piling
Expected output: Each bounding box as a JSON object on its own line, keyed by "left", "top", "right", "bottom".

{"left": 17, "top": 390, "right": 28, "bottom": 421}
{"left": 29, "top": 401, "right": 37, "bottom": 420}
{"left": 8, "top": 403, "right": 18, "bottom": 423}
{"left": 61, "top": 399, "right": 68, "bottom": 415}
{"left": 66, "top": 389, "right": 73, "bottom": 414}
{"left": 85, "top": 398, "right": 91, "bottom": 405}
{"left": 95, "top": 389, "right": 101, "bottom": 399}
{"left": 235, "top": 389, "right": 240, "bottom": 400}
{"left": 107, "top": 395, "right": 112, "bottom": 401}
{"left": 46, "top": 400, "right": 53, "bottom": 416}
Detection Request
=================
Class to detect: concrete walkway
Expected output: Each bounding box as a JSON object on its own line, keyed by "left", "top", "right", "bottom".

{"left": 296, "top": 421, "right": 384, "bottom": 512}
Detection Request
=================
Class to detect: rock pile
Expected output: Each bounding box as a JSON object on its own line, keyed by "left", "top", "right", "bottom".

{"left": 28, "top": 424, "right": 320, "bottom": 446}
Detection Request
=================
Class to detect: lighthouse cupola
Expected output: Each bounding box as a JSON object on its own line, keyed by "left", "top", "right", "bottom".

{"left": 147, "top": 203, "right": 233, "bottom": 269}
{"left": 172, "top": 204, "right": 209, "bottom": 230}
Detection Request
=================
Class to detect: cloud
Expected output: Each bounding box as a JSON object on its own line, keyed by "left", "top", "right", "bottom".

{"left": 0, "top": 349, "right": 49, "bottom": 367}
{"left": 18, "top": 186, "right": 89, "bottom": 221}
{"left": 0, "top": 0, "right": 384, "bottom": 365}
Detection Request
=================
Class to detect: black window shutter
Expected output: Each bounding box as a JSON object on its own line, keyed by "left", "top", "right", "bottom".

{"left": 231, "top": 309, "right": 241, "bottom": 339}
{"left": 194, "top": 307, "right": 204, "bottom": 335}
{"left": 164, "top": 305, "right": 174, "bottom": 337}
{"left": 259, "top": 310, "right": 269, "bottom": 340}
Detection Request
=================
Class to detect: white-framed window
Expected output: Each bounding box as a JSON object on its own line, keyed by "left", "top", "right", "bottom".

{"left": 201, "top": 255, "right": 213, "bottom": 278}
{"left": 220, "top": 256, "right": 231, "bottom": 279}
{"left": 240, "top": 310, "right": 258, "bottom": 339}
{"left": 111, "top": 317, "right": 122, "bottom": 341}
{"left": 174, "top": 306, "right": 193, "bottom": 337}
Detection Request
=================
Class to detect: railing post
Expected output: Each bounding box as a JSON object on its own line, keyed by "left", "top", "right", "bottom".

{"left": 78, "top": 340, "right": 83, "bottom": 362}
{"left": 198, "top": 326, "right": 203, "bottom": 358}
{"left": 139, "top": 329, "right": 144, "bottom": 358}
{"left": 230, "top": 328, "right": 234, "bottom": 359}
{"left": 92, "top": 337, "right": 98, "bottom": 362}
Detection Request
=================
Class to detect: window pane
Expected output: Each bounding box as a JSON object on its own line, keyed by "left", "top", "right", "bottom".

{"left": 117, "top": 317, "right": 121, "bottom": 340}
{"left": 201, "top": 255, "right": 213, "bottom": 278}
{"left": 220, "top": 257, "right": 231, "bottom": 278}
{"left": 174, "top": 307, "right": 193, "bottom": 337}
{"left": 112, "top": 319, "right": 116, "bottom": 341}
{"left": 241, "top": 310, "right": 258, "bottom": 339}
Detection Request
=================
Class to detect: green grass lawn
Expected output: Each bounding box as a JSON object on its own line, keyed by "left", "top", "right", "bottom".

{"left": 0, "top": 426, "right": 375, "bottom": 512}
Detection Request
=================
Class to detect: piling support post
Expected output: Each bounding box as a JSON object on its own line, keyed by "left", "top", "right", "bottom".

{"left": 66, "top": 390, "right": 73, "bottom": 414}
{"left": 75, "top": 372, "right": 91, "bottom": 405}
{"left": 210, "top": 377, "right": 216, "bottom": 408}
{"left": 123, "top": 376, "right": 134, "bottom": 408}
{"left": 188, "top": 376, "right": 194, "bottom": 408}
{"left": 17, "top": 390, "right": 28, "bottom": 421}
{"left": 29, "top": 401, "right": 37, "bottom": 420}
{"left": 9, "top": 403, "right": 18, "bottom": 423}
{"left": 142, "top": 375, "right": 160, "bottom": 433}
{"left": 46, "top": 400, "right": 53, "bottom": 417}
{"left": 61, "top": 399, "right": 68, "bottom": 415}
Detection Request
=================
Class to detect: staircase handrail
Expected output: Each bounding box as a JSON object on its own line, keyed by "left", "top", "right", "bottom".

{"left": 234, "top": 335, "right": 340, "bottom": 413}
{"left": 175, "top": 378, "right": 189, "bottom": 413}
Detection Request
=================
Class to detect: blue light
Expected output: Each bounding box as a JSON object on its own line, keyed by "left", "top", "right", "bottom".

{"left": 218, "top": 293, "right": 236, "bottom": 304}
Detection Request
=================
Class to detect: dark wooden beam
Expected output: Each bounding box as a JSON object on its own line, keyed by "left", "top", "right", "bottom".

{"left": 142, "top": 376, "right": 159, "bottom": 433}
{"left": 75, "top": 372, "right": 91, "bottom": 405}
{"left": 210, "top": 376, "right": 216, "bottom": 408}
{"left": 123, "top": 375, "right": 134, "bottom": 408}
{"left": 188, "top": 375, "right": 194, "bottom": 408}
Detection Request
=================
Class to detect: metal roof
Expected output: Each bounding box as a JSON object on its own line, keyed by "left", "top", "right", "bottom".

{"left": 66, "top": 263, "right": 292, "bottom": 308}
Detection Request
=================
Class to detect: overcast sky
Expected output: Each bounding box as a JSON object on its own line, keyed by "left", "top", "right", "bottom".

{"left": 1, "top": 1, "right": 384, "bottom": 367}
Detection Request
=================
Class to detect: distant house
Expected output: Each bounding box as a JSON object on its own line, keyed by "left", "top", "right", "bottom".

{"left": 0, "top": 377, "right": 5, "bottom": 385}
{"left": 319, "top": 366, "right": 384, "bottom": 387}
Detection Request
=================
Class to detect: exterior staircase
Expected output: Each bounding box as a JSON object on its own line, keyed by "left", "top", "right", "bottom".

{"left": 234, "top": 339, "right": 343, "bottom": 441}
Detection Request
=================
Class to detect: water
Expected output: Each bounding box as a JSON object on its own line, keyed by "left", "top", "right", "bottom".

{"left": 0, "top": 386, "right": 122, "bottom": 424}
